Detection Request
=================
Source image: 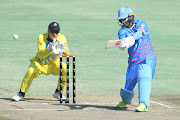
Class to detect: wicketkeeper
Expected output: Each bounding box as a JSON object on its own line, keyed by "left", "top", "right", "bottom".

{"left": 115, "top": 7, "right": 156, "bottom": 112}
{"left": 12, "top": 22, "right": 70, "bottom": 101}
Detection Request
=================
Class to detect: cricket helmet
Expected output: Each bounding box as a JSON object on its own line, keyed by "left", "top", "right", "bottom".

{"left": 116, "top": 7, "right": 134, "bottom": 20}
{"left": 48, "top": 22, "right": 60, "bottom": 32}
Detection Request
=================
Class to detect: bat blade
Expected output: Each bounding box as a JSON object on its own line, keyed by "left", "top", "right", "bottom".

{"left": 105, "top": 40, "right": 122, "bottom": 49}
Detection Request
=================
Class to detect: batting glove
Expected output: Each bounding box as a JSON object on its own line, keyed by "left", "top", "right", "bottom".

{"left": 118, "top": 36, "right": 135, "bottom": 50}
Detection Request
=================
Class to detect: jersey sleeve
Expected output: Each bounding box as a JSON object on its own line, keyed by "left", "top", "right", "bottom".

{"left": 136, "top": 21, "right": 148, "bottom": 34}
{"left": 118, "top": 29, "right": 126, "bottom": 39}
{"left": 37, "top": 34, "right": 50, "bottom": 57}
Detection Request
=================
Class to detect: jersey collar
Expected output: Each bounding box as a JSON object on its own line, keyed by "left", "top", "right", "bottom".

{"left": 129, "top": 19, "right": 137, "bottom": 29}
{"left": 47, "top": 35, "right": 53, "bottom": 42}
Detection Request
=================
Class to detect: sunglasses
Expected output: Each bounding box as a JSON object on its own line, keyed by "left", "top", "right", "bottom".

{"left": 50, "top": 30, "right": 59, "bottom": 34}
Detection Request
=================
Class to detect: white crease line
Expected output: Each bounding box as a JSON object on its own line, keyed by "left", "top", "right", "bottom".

{"left": 2, "top": 102, "right": 179, "bottom": 111}
{"left": 0, "top": 109, "right": 70, "bottom": 111}
{"left": 52, "top": 103, "right": 118, "bottom": 105}
{"left": 150, "top": 101, "right": 180, "bottom": 108}
{"left": 81, "top": 103, "right": 117, "bottom": 105}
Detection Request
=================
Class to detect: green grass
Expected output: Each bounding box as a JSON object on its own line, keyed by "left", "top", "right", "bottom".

{"left": 0, "top": 0, "right": 180, "bottom": 97}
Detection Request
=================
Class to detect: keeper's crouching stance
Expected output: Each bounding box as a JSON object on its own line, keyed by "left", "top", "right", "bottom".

{"left": 115, "top": 7, "right": 156, "bottom": 112}
{"left": 12, "top": 22, "right": 71, "bottom": 101}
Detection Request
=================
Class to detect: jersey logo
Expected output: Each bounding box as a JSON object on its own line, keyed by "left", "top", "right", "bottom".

{"left": 127, "top": 33, "right": 133, "bottom": 36}
{"left": 140, "top": 24, "right": 145, "bottom": 27}
{"left": 38, "top": 53, "right": 57, "bottom": 64}
{"left": 53, "top": 23, "right": 57, "bottom": 26}
{"left": 115, "top": 41, "right": 121, "bottom": 46}
{"left": 46, "top": 42, "right": 50, "bottom": 48}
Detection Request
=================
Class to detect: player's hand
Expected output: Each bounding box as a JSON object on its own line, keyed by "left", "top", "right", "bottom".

{"left": 118, "top": 36, "right": 135, "bottom": 50}
{"left": 47, "top": 41, "right": 55, "bottom": 52}
{"left": 126, "top": 36, "right": 135, "bottom": 47}
{"left": 118, "top": 38, "right": 129, "bottom": 50}
{"left": 56, "top": 39, "right": 65, "bottom": 53}
{"left": 47, "top": 39, "right": 59, "bottom": 55}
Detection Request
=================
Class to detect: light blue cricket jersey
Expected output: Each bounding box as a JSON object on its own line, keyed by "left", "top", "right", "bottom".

{"left": 118, "top": 20, "right": 156, "bottom": 66}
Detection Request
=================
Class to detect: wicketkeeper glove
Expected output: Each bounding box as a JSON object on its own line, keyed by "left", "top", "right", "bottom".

{"left": 56, "top": 39, "right": 65, "bottom": 54}
{"left": 47, "top": 39, "right": 56, "bottom": 52}
{"left": 47, "top": 39, "right": 65, "bottom": 55}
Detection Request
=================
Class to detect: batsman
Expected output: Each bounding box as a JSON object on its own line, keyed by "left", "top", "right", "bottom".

{"left": 12, "top": 22, "right": 70, "bottom": 101}
{"left": 115, "top": 7, "right": 156, "bottom": 112}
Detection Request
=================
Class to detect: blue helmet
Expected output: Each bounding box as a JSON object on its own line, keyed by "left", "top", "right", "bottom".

{"left": 116, "top": 7, "right": 133, "bottom": 20}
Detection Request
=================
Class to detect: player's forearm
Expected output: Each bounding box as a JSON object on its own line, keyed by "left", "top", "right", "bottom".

{"left": 133, "top": 30, "right": 143, "bottom": 40}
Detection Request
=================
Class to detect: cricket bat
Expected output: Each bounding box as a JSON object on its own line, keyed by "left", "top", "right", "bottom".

{"left": 105, "top": 40, "right": 122, "bottom": 49}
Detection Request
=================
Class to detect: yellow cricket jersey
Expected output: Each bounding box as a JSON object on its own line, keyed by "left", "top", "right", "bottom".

{"left": 30, "top": 33, "right": 69, "bottom": 65}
